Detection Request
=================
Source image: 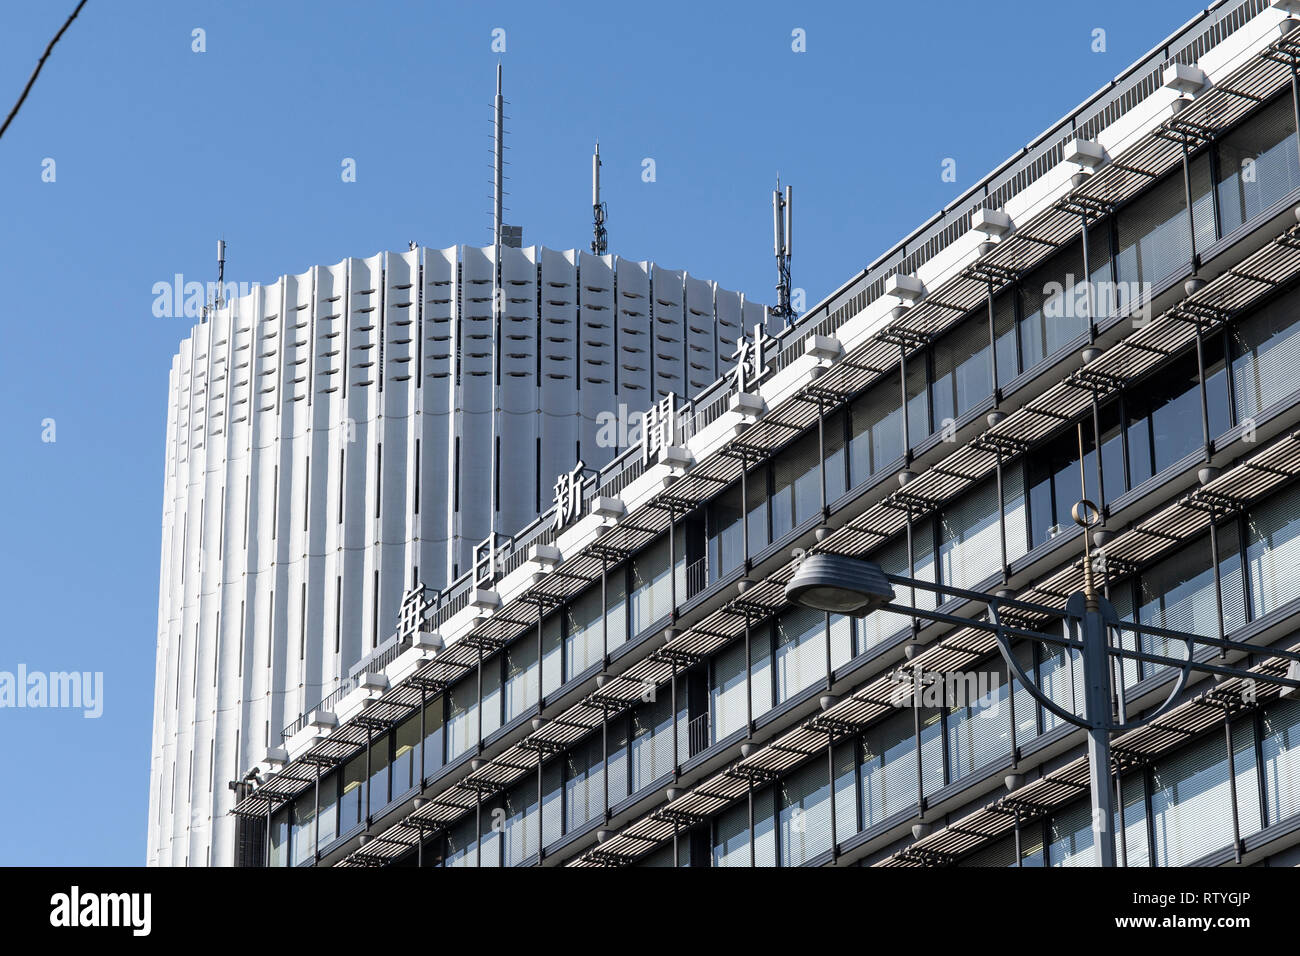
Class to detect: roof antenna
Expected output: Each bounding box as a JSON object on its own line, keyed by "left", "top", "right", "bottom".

{"left": 216, "top": 238, "right": 226, "bottom": 308}
{"left": 202, "top": 238, "right": 226, "bottom": 324}
{"left": 493, "top": 62, "right": 504, "bottom": 247}
{"left": 591, "top": 142, "right": 608, "bottom": 255}
{"left": 491, "top": 63, "right": 521, "bottom": 249}
{"left": 772, "top": 176, "right": 794, "bottom": 327}
{"left": 488, "top": 63, "right": 504, "bottom": 563}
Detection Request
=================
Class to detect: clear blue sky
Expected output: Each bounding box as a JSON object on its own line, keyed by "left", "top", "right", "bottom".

{"left": 0, "top": 0, "right": 1203, "bottom": 865}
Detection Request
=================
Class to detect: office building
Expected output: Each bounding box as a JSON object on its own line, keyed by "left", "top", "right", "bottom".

{"left": 236, "top": 0, "right": 1300, "bottom": 867}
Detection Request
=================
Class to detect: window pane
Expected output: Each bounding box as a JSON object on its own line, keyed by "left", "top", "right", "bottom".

{"left": 566, "top": 586, "right": 604, "bottom": 678}
{"left": 393, "top": 713, "right": 421, "bottom": 795}
{"left": 939, "top": 478, "right": 1003, "bottom": 589}
{"left": 1115, "top": 162, "right": 1208, "bottom": 291}
{"left": 446, "top": 676, "right": 478, "bottom": 762}
{"left": 606, "top": 569, "right": 627, "bottom": 653}
{"left": 291, "top": 791, "right": 315, "bottom": 867}
{"left": 1039, "top": 642, "right": 1086, "bottom": 730}
{"left": 711, "top": 641, "right": 749, "bottom": 742}
{"left": 630, "top": 693, "right": 674, "bottom": 792}
{"left": 750, "top": 623, "right": 774, "bottom": 718}
{"left": 541, "top": 761, "right": 564, "bottom": 848}
{"left": 858, "top": 520, "right": 937, "bottom": 653}
{"left": 339, "top": 752, "right": 364, "bottom": 831}
{"left": 1147, "top": 356, "right": 1209, "bottom": 473}
{"left": 606, "top": 719, "right": 629, "bottom": 806}
{"left": 945, "top": 660, "right": 1012, "bottom": 781}
{"left": 1261, "top": 698, "right": 1300, "bottom": 825}
{"left": 480, "top": 658, "right": 502, "bottom": 739}
{"left": 317, "top": 772, "right": 338, "bottom": 851}
{"left": 1119, "top": 772, "right": 1150, "bottom": 868}
{"left": 505, "top": 636, "right": 539, "bottom": 723}
{"left": 746, "top": 466, "right": 769, "bottom": 554}
{"left": 773, "top": 606, "right": 825, "bottom": 706}
{"left": 444, "top": 815, "right": 478, "bottom": 868}
{"left": 368, "top": 738, "right": 389, "bottom": 810}
{"left": 825, "top": 410, "right": 848, "bottom": 504}
{"left": 502, "top": 780, "right": 539, "bottom": 866}
{"left": 422, "top": 698, "right": 444, "bottom": 779}
{"left": 829, "top": 613, "right": 853, "bottom": 670}
{"left": 773, "top": 433, "right": 821, "bottom": 540}
{"left": 708, "top": 484, "right": 745, "bottom": 584}
{"left": 905, "top": 354, "right": 929, "bottom": 443}
{"left": 932, "top": 315, "right": 992, "bottom": 426}
{"left": 1047, "top": 801, "right": 1094, "bottom": 868}
{"left": 992, "top": 291, "right": 1017, "bottom": 381}
{"left": 541, "top": 610, "right": 563, "bottom": 697}
{"left": 564, "top": 736, "right": 605, "bottom": 832}
{"left": 1245, "top": 488, "right": 1300, "bottom": 619}
{"left": 1020, "top": 242, "right": 1088, "bottom": 370}
{"left": 630, "top": 538, "right": 671, "bottom": 637}
{"left": 1216, "top": 94, "right": 1300, "bottom": 235}
{"left": 1138, "top": 522, "right": 1245, "bottom": 653}
{"left": 1150, "top": 719, "right": 1260, "bottom": 866}
{"left": 779, "top": 761, "right": 832, "bottom": 867}
{"left": 790, "top": 431, "right": 822, "bottom": 527}
{"left": 1231, "top": 289, "right": 1300, "bottom": 421}
{"left": 849, "top": 378, "right": 904, "bottom": 484}
{"left": 860, "top": 710, "right": 920, "bottom": 828}
{"left": 269, "top": 813, "right": 289, "bottom": 867}
{"left": 713, "top": 787, "right": 775, "bottom": 867}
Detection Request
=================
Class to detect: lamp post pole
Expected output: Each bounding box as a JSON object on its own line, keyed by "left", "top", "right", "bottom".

{"left": 786, "top": 524, "right": 1300, "bottom": 868}
{"left": 1080, "top": 593, "right": 1118, "bottom": 867}
{"left": 1074, "top": 494, "right": 1118, "bottom": 868}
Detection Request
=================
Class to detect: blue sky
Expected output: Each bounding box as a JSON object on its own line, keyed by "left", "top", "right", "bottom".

{"left": 0, "top": 0, "right": 1202, "bottom": 865}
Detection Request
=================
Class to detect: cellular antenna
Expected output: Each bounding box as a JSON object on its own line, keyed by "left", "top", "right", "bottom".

{"left": 216, "top": 238, "right": 226, "bottom": 308}
{"left": 202, "top": 238, "right": 227, "bottom": 324}
{"left": 772, "top": 177, "right": 794, "bottom": 327}
{"left": 591, "top": 142, "right": 608, "bottom": 255}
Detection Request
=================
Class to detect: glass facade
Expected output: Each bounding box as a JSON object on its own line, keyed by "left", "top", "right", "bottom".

{"left": 261, "top": 86, "right": 1300, "bottom": 868}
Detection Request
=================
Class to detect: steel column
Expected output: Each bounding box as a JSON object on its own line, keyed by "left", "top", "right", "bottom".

{"left": 1225, "top": 707, "right": 1243, "bottom": 863}
{"left": 1194, "top": 324, "right": 1213, "bottom": 462}
{"left": 1081, "top": 603, "right": 1117, "bottom": 867}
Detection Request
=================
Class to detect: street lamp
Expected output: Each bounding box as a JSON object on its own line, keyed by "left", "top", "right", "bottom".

{"left": 784, "top": 553, "right": 895, "bottom": 616}
{"left": 783, "top": 525, "right": 1300, "bottom": 866}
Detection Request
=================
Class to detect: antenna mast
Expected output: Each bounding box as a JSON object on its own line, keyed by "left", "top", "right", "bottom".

{"left": 493, "top": 62, "right": 504, "bottom": 248}
{"left": 216, "top": 238, "right": 226, "bottom": 308}
{"left": 489, "top": 63, "right": 504, "bottom": 549}
{"left": 771, "top": 178, "right": 794, "bottom": 327}
{"left": 202, "top": 238, "right": 227, "bottom": 324}
{"left": 591, "top": 142, "right": 608, "bottom": 255}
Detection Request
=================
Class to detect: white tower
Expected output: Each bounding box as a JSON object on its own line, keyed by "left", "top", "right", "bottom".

{"left": 146, "top": 243, "right": 768, "bottom": 865}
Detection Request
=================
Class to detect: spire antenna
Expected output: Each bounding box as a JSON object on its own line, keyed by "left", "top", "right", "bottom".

{"left": 202, "top": 237, "right": 227, "bottom": 324}
{"left": 489, "top": 63, "right": 504, "bottom": 550}
{"left": 216, "top": 238, "right": 226, "bottom": 308}
{"left": 771, "top": 177, "right": 794, "bottom": 327}
{"left": 591, "top": 142, "right": 608, "bottom": 255}
{"left": 493, "top": 62, "right": 503, "bottom": 247}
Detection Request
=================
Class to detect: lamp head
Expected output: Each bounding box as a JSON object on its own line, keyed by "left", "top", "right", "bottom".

{"left": 784, "top": 554, "right": 894, "bottom": 617}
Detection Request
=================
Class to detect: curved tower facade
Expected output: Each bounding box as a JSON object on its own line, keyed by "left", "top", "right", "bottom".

{"left": 146, "top": 243, "right": 766, "bottom": 865}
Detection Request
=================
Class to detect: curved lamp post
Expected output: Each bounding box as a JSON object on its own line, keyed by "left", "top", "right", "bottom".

{"left": 785, "top": 499, "right": 1300, "bottom": 867}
